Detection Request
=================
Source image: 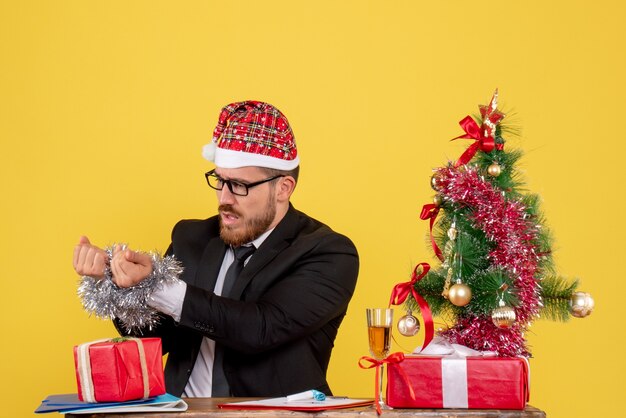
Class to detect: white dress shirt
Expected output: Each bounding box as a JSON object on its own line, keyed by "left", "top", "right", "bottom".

{"left": 148, "top": 228, "right": 274, "bottom": 397}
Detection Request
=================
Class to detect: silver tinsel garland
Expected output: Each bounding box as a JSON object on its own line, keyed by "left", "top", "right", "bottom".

{"left": 77, "top": 246, "right": 184, "bottom": 332}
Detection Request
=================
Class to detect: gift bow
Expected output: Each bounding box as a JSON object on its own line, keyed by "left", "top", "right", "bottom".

{"left": 359, "top": 352, "right": 412, "bottom": 415}
{"left": 412, "top": 336, "right": 498, "bottom": 357}
{"left": 389, "top": 262, "right": 434, "bottom": 352}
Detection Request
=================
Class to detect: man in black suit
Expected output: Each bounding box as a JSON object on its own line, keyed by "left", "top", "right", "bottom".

{"left": 73, "top": 101, "right": 359, "bottom": 398}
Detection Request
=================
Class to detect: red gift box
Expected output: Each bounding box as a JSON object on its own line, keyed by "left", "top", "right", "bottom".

{"left": 73, "top": 337, "right": 166, "bottom": 403}
{"left": 387, "top": 355, "right": 529, "bottom": 409}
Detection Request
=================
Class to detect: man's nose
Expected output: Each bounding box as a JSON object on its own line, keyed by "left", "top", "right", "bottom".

{"left": 218, "top": 184, "right": 236, "bottom": 204}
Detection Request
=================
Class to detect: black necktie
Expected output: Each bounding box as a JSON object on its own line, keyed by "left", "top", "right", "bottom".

{"left": 221, "top": 245, "right": 256, "bottom": 298}
{"left": 212, "top": 245, "right": 256, "bottom": 397}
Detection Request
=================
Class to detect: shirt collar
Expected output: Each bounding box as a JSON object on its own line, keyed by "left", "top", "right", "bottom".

{"left": 250, "top": 227, "right": 274, "bottom": 248}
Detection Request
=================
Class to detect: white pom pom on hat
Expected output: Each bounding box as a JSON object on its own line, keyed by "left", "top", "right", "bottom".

{"left": 202, "top": 140, "right": 217, "bottom": 162}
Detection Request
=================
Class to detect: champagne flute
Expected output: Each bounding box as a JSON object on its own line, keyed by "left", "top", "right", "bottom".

{"left": 366, "top": 308, "right": 393, "bottom": 410}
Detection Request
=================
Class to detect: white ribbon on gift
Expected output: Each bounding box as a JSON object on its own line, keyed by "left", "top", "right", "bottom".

{"left": 76, "top": 337, "right": 150, "bottom": 403}
{"left": 411, "top": 337, "right": 500, "bottom": 408}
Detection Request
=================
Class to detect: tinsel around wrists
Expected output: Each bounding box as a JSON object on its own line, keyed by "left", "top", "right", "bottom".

{"left": 77, "top": 246, "right": 184, "bottom": 332}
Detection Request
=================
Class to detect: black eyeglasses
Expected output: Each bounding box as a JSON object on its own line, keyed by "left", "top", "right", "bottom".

{"left": 204, "top": 169, "right": 285, "bottom": 196}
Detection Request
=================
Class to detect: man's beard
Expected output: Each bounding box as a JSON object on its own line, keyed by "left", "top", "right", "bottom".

{"left": 218, "top": 198, "right": 276, "bottom": 247}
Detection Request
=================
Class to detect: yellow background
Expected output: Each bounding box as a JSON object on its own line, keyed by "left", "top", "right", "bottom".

{"left": 1, "top": 1, "right": 624, "bottom": 417}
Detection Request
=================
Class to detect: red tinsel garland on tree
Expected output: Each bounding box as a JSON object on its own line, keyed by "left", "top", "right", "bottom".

{"left": 434, "top": 165, "right": 542, "bottom": 356}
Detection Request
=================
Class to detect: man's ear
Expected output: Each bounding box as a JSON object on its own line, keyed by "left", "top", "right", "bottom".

{"left": 276, "top": 176, "right": 296, "bottom": 201}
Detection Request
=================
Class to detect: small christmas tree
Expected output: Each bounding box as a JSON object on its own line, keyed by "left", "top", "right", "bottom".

{"left": 405, "top": 90, "right": 593, "bottom": 357}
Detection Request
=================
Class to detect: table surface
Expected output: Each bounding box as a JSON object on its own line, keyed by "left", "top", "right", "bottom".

{"left": 65, "top": 398, "right": 546, "bottom": 418}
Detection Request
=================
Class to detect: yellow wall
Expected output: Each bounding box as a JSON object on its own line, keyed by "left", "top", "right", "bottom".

{"left": 1, "top": 1, "right": 623, "bottom": 417}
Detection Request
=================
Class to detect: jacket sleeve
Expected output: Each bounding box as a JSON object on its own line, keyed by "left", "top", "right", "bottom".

{"left": 178, "top": 231, "right": 359, "bottom": 354}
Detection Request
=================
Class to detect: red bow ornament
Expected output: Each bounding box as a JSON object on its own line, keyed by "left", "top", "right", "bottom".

{"left": 420, "top": 203, "right": 443, "bottom": 262}
{"left": 452, "top": 89, "right": 505, "bottom": 167}
{"left": 389, "top": 263, "right": 434, "bottom": 352}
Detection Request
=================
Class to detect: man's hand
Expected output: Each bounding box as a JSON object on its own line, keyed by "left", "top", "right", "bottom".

{"left": 110, "top": 245, "right": 153, "bottom": 288}
{"left": 73, "top": 236, "right": 108, "bottom": 279}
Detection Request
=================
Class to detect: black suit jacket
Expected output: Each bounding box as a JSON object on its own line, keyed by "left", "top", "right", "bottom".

{"left": 122, "top": 205, "right": 359, "bottom": 397}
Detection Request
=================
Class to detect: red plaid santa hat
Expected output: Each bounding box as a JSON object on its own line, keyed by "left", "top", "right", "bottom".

{"left": 202, "top": 101, "right": 299, "bottom": 170}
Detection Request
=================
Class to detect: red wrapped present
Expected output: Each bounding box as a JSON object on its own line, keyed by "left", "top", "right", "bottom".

{"left": 73, "top": 337, "right": 166, "bottom": 403}
{"left": 387, "top": 355, "right": 529, "bottom": 409}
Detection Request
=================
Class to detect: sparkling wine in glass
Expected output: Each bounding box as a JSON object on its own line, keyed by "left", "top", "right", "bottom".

{"left": 366, "top": 308, "right": 393, "bottom": 410}
{"left": 368, "top": 323, "right": 391, "bottom": 358}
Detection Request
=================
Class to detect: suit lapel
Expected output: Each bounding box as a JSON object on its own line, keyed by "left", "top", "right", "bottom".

{"left": 229, "top": 206, "right": 300, "bottom": 299}
{"left": 193, "top": 236, "right": 228, "bottom": 291}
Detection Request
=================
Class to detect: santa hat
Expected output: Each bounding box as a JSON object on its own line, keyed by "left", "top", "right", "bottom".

{"left": 202, "top": 101, "right": 299, "bottom": 170}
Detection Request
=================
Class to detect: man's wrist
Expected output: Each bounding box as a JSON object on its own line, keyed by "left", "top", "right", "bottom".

{"left": 77, "top": 249, "right": 184, "bottom": 332}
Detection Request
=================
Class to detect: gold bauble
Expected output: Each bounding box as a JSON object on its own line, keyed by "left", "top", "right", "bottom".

{"left": 492, "top": 305, "right": 516, "bottom": 328}
{"left": 448, "top": 283, "right": 472, "bottom": 306}
{"left": 433, "top": 194, "right": 444, "bottom": 207}
{"left": 570, "top": 291, "right": 595, "bottom": 318}
{"left": 487, "top": 163, "right": 502, "bottom": 177}
{"left": 430, "top": 173, "right": 442, "bottom": 191}
{"left": 397, "top": 312, "right": 421, "bottom": 336}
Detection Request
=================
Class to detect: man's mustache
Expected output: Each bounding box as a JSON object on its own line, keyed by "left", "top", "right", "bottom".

{"left": 218, "top": 204, "right": 242, "bottom": 218}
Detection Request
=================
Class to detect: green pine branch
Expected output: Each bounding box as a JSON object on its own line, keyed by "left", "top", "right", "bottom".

{"left": 539, "top": 275, "right": 579, "bottom": 322}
